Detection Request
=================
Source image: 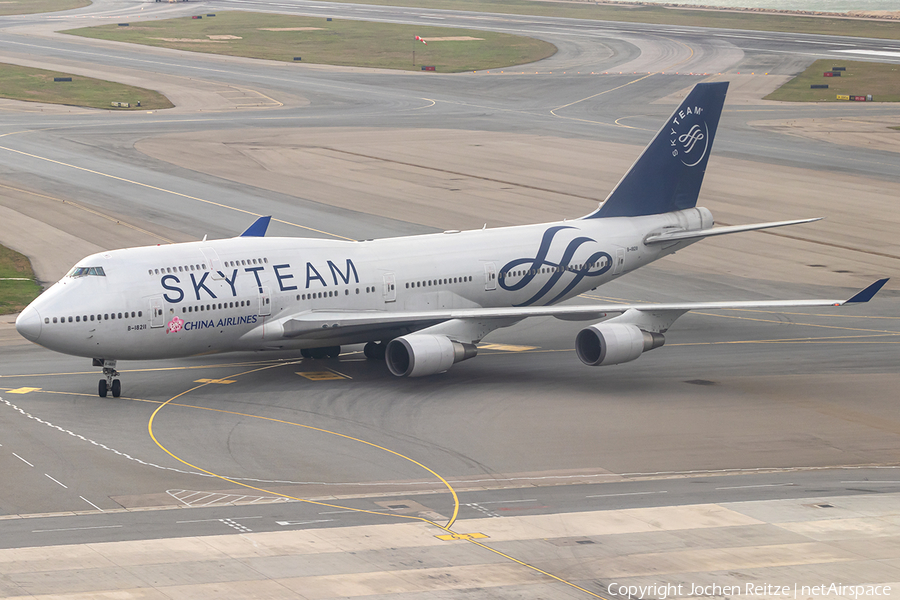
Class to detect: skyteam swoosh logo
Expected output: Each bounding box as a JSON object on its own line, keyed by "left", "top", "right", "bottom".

{"left": 669, "top": 104, "right": 709, "bottom": 167}
{"left": 500, "top": 226, "right": 612, "bottom": 307}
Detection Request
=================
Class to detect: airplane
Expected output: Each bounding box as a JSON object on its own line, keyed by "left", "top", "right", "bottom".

{"left": 15, "top": 82, "right": 888, "bottom": 397}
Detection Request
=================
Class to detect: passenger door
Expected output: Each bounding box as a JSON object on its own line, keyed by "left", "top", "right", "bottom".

{"left": 383, "top": 273, "right": 396, "bottom": 303}
{"left": 258, "top": 287, "right": 271, "bottom": 316}
{"left": 150, "top": 297, "right": 164, "bottom": 328}
{"left": 484, "top": 263, "right": 497, "bottom": 291}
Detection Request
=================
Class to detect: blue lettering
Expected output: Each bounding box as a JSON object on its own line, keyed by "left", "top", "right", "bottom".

{"left": 161, "top": 275, "right": 184, "bottom": 303}
{"left": 306, "top": 262, "right": 326, "bottom": 288}
{"left": 245, "top": 266, "right": 264, "bottom": 292}
{"left": 191, "top": 272, "right": 217, "bottom": 301}
{"left": 328, "top": 259, "right": 359, "bottom": 285}
{"left": 220, "top": 269, "right": 239, "bottom": 297}
{"left": 274, "top": 264, "right": 297, "bottom": 292}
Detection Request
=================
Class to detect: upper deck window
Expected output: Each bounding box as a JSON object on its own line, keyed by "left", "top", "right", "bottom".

{"left": 67, "top": 266, "right": 106, "bottom": 278}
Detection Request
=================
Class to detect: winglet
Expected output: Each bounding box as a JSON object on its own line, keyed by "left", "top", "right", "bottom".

{"left": 845, "top": 278, "right": 889, "bottom": 303}
{"left": 240, "top": 216, "right": 271, "bottom": 237}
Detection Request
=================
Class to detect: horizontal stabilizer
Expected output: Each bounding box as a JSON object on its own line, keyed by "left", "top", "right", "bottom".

{"left": 240, "top": 216, "right": 271, "bottom": 237}
{"left": 644, "top": 217, "right": 822, "bottom": 245}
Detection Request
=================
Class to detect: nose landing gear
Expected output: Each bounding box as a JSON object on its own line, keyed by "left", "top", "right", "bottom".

{"left": 94, "top": 359, "right": 121, "bottom": 398}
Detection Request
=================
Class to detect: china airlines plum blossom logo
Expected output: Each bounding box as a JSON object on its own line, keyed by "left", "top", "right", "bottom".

{"left": 166, "top": 316, "right": 184, "bottom": 334}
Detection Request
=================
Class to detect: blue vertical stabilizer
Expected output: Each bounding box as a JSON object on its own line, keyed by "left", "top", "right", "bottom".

{"left": 240, "top": 216, "right": 271, "bottom": 237}
{"left": 584, "top": 81, "right": 729, "bottom": 219}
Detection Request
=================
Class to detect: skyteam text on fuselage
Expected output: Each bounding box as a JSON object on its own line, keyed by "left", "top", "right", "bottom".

{"left": 15, "top": 82, "right": 888, "bottom": 397}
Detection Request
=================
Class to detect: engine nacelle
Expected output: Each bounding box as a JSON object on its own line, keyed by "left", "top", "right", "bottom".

{"left": 575, "top": 323, "right": 665, "bottom": 367}
{"left": 386, "top": 334, "right": 478, "bottom": 377}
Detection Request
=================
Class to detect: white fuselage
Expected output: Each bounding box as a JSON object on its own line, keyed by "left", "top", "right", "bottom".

{"left": 19, "top": 208, "right": 710, "bottom": 361}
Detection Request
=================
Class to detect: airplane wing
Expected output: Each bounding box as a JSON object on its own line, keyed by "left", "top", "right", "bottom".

{"left": 278, "top": 279, "right": 889, "bottom": 340}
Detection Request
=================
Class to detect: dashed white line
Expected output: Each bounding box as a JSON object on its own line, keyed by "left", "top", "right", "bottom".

{"left": 80, "top": 496, "right": 104, "bottom": 512}
{"left": 841, "top": 480, "right": 900, "bottom": 484}
{"left": 44, "top": 474, "right": 68, "bottom": 489}
{"left": 586, "top": 491, "right": 668, "bottom": 498}
{"left": 276, "top": 519, "right": 334, "bottom": 526}
{"left": 12, "top": 453, "right": 33, "bottom": 467}
{"left": 716, "top": 483, "right": 795, "bottom": 490}
{"left": 470, "top": 499, "right": 537, "bottom": 505}
{"left": 33, "top": 525, "right": 122, "bottom": 533}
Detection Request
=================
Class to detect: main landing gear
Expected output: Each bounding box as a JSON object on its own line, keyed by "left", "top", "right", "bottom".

{"left": 300, "top": 346, "right": 341, "bottom": 359}
{"left": 93, "top": 358, "right": 121, "bottom": 398}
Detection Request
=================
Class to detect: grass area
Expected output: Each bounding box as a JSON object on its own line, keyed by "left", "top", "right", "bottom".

{"left": 314, "top": 0, "right": 900, "bottom": 41}
{"left": 765, "top": 60, "right": 900, "bottom": 102}
{"left": 0, "top": 0, "right": 90, "bottom": 16}
{"left": 64, "top": 13, "right": 557, "bottom": 72}
{"left": 0, "top": 63, "right": 173, "bottom": 110}
{"left": 0, "top": 245, "right": 41, "bottom": 314}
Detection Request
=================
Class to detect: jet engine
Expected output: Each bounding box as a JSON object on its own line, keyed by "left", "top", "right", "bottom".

{"left": 575, "top": 323, "right": 665, "bottom": 367}
{"left": 386, "top": 334, "right": 478, "bottom": 377}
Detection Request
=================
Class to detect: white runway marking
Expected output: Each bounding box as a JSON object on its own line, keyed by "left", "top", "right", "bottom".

{"left": 12, "top": 453, "right": 33, "bottom": 467}
{"left": 837, "top": 49, "right": 900, "bottom": 58}
{"left": 716, "top": 483, "right": 795, "bottom": 490}
{"left": 44, "top": 474, "right": 68, "bottom": 489}
{"left": 33, "top": 525, "right": 122, "bottom": 533}
{"left": 586, "top": 490, "right": 668, "bottom": 498}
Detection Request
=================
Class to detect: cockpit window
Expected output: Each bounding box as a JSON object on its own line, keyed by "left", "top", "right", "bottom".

{"left": 67, "top": 266, "right": 106, "bottom": 278}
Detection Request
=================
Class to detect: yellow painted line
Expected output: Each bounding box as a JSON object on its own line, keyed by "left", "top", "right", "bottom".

{"left": 296, "top": 371, "right": 346, "bottom": 381}
{"left": 327, "top": 367, "right": 353, "bottom": 379}
{"left": 147, "top": 360, "right": 461, "bottom": 530}
{"left": 6, "top": 387, "right": 41, "bottom": 394}
{"left": 692, "top": 311, "right": 900, "bottom": 335}
{"left": 436, "top": 532, "right": 488, "bottom": 541}
{"left": 145, "top": 364, "right": 612, "bottom": 597}
{"left": 0, "top": 145, "right": 354, "bottom": 241}
{"left": 193, "top": 378, "right": 236, "bottom": 384}
{"left": 477, "top": 343, "right": 538, "bottom": 352}
{"left": 466, "top": 538, "right": 609, "bottom": 599}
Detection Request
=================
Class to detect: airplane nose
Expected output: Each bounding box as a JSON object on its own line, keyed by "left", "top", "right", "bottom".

{"left": 16, "top": 305, "right": 42, "bottom": 342}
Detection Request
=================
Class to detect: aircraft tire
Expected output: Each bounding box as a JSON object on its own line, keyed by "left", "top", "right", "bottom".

{"left": 364, "top": 342, "right": 385, "bottom": 360}
{"left": 300, "top": 348, "right": 312, "bottom": 358}
{"left": 111, "top": 379, "right": 121, "bottom": 398}
{"left": 99, "top": 379, "right": 108, "bottom": 398}
{"left": 310, "top": 348, "right": 328, "bottom": 359}
{"left": 325, "top": 346, "right": 341, "bottom": 358}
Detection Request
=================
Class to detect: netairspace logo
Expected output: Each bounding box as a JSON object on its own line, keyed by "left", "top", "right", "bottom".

{"left": 606, "top": 582, "right": 892, "bottom": 599}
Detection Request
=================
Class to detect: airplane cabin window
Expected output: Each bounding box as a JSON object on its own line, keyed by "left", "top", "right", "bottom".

{"left": 345, "top": 289, "right": 349, "bottom": 295}
{"left": 44, "top": 318, "right": 49, "bottom": 324}
{"left": 356, "top": 289, "right": 359, "bottom": 294}
{"left": 52, "top": 317, "right": 57, "bottom": 324}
